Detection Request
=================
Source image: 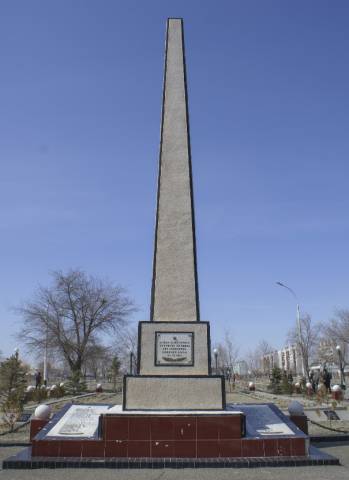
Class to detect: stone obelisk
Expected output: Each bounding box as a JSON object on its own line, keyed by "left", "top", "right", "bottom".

{"left": 123, "top": 19, "right": 225, "bottom": 410}
{"left": 150, "top": 17, "right": 200, "bottom": 323}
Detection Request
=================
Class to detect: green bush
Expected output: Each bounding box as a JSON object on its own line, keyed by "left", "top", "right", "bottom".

{"left": 281, "top": 374, "right": 293, "bottom": 395}
{"left": 268, "top": 367, "right": 282, "bottom": 394}
{"left": 0, "top": 351, "right": 27, "bottom": 431}
{"left": 64, "top": 372, "right": 87, "bottom": 395}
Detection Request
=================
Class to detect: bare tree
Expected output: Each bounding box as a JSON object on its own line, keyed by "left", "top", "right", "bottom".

{"left": 256, "top": 340, "right": 274, "bottom": 357}
{"left": 17, "top": 270, "right": 135, "bottom": 377}
{"left": 84, "top": 343, "right": 112, "bottom": 380}
{"left": 316, "top": 339, "right": 335, "bottom": 365}
{"left": 245, "top": 349, "right": 261, "bottom": 375}
{"left": 212, "top": 330, "right": 239, "bottom": 374}
{"left": 321, "top": 309, "right": 349, "bottom": 369}
{"left": 112, "top": 326, "right": 138, "bottom": 373}
{"left": 224, "top": 330, "right": 239, "bottom": 372}
{"left": 287, "top": 313, "right": 319, "bottom": 379}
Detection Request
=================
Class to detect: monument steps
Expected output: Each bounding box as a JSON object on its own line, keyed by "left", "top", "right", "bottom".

{"left": 20, "top": 402, "right": 308, "bottom": 459}
{"left": 3, "top": 402, "right": 339, "bottom": 467}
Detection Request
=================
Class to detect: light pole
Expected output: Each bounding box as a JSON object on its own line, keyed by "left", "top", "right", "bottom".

{"left": 276, "top": 281, "right": 305, "bottom": 377}
{"left": 336, "top": 345, "right": 346, "bottom": 389}
{"left": 43, "top": 322, "right": 48, "bottom": 386}
{"left": 129, "top": 350, "right": 134, "bottom": 375}
{"left": 213, "top": 348, "right": 218, "bottom": 374}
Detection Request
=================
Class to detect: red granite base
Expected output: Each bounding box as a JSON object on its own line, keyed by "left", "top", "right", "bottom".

{"left": 30, "top": 419, "right": 49, "bottom": 441}
{"left": 289, "top": 415, "right": 308, "bottom": 435}
{"left": 31, "top": 411, "right": 307, "bottom": 458}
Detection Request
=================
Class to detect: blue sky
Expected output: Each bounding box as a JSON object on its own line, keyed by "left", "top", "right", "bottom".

{"left": 1, "top": 1, "right": 349, "bottom": 361}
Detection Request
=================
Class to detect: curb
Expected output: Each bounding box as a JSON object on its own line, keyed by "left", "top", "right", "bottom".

{"left": 311, "top": 435, "right": 349, "bottom": 443}
{"left": 0, "top": 443, "right": 30, "bottom": 447}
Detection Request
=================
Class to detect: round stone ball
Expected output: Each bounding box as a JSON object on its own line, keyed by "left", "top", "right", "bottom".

{"left": 26, "top": 385, "right": 35, "bottom": 393}
{"left": 332, "top": 384, "right": 342, "bottom": 392}
{"left": 40, "top": 384, "right": 47, "bottom": 390}
{"left": 288, "top": 400, "right": 304, "bottom": 416}
{"left": 295, "top": 382, "right": 300, "bottom": 388}
{"left": 306, "top": 382, "right": 312, "bottom": 389}
{"left": 96, "top": 383, "right": 102, "bottom": 390}
{"left": 59, "top": 382, "right": 65, "bottom": 387}
{"left": 34, "top": 404, "right": 52, "bottom": 420}
{"left": 50, "top": 385, "right": 57, "bottom": 391}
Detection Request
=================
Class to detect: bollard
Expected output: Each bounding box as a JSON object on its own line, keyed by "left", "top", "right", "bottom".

{"left": 331, "top": 385, "right": 343, "bottom": 401}
{"left": 288, "top": 400, "right": 308, "bottom": 434}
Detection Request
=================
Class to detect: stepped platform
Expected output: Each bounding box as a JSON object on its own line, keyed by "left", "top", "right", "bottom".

{"left": 2, "top": 402, "right": 339, "bottom": 468}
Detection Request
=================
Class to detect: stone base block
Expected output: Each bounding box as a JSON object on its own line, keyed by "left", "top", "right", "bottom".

{"left": 123, "top": 375, "right": 225, "bottom": 410}
{"left": 138, "top": 321, "right": 211, "bottom": 375}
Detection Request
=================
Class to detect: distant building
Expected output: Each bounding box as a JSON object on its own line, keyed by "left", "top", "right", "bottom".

{"left": 316, "top": 340, "right": 335, "bottom": 365}
{"left": 234, "top": 360, "right": 248, "bottom": 376}
{"left": 262, "top": 345, "right": 303, "bottom": 375}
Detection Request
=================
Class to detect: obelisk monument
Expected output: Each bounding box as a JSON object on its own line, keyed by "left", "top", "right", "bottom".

{"left": 150, "top": 17, "right": 200, "bottom": 323}
{"left": 123, "top": 18, "right": 225, "bottom": 410}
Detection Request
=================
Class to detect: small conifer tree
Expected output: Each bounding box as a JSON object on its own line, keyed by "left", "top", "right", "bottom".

{"left": 269, "top": 366, "right": 282, "bottom": 394}
{"left": 281, "top": 372, "right": 293, "bottom": 395}
{"left": 64, "top": 371, "right": 87, "bottom": 395}
{"left": 0, "top": 350, "right": 27, "bottom": 431}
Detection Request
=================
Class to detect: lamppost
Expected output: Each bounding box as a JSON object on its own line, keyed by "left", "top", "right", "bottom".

{"left": 43, "top": 322, "right": 48, "bottom": 386}
{"left": 336, "top": 345, "right": 346, "bottom": 390}
{"left": 129, "top": 350, "right": 134, "bottom": 375}
{"left": 276, "top": 281, "right": 305, "bottom": 377}
{"left": 213, "top": 348, "right": 218, "bottom": 374}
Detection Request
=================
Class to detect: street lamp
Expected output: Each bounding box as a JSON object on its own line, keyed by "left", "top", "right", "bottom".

{"left": 129, "top": 350, "right": 134, "bottom": 375}
{"left": 43, "top": 322, "right": 48, "bottom": 386}
{"left": 336, "top": 345, "right": 346, "bottom": 389}
{"left": 213, "top": 348, "right": 218, "bottom": 374}
{"left": 276, "top": 281, "right": 305, "bottom": 377}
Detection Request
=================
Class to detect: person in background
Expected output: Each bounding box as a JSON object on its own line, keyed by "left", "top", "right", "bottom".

{"left": 35, "top": 370, "right": 42, "bottom": 389}
{"left": 323, "top": 368, "right": 332, "bottom": 393}
{"left": 312, "top": 369, "right": 320, "bottom": 392}
{"left": 309, "top": 370, "right": 315, "bottom": 392}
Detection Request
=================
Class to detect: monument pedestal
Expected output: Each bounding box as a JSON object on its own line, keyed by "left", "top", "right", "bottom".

{"left": 123, "top": 375, "right": 225, "bottom": 410}
{"left": 123, "top": 321, "right": 225, "bottom": 411}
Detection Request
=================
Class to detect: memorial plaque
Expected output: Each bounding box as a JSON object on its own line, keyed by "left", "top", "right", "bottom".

{"left": 323, "top": 410, "right": 340, "bottom": 421}
{"left": 18, "top": 412, "right": 31, "bottom": 423}
{"left": 47, "top": 405, "right": 110, "bottom": 438}
{"left": 155, "top": 332, "right": 194, "bottom": 366}
{"left": 229, "top": 404, "right": 295, "bottom": 436}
